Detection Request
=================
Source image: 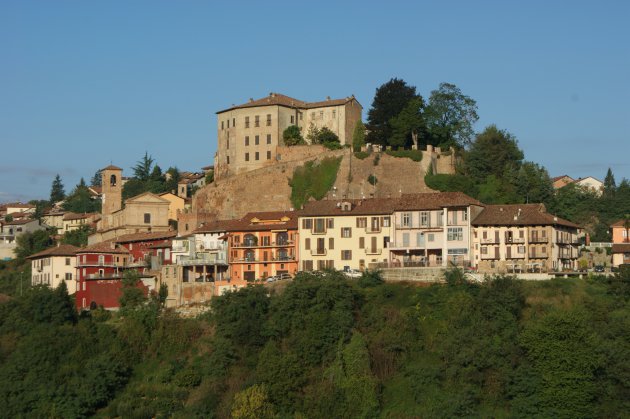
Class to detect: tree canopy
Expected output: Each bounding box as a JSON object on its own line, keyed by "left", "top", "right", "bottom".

{"left": 367, "top": 78, "right": 421, "bottom": 145}
{"left": 424, "top": 82, "right": 479, "bottom": 148}
{"left": 282, "top": 125, "right": 305, "bottom": 146}
{"left": 49, "top": 174, "right": 65, "bottom": 203}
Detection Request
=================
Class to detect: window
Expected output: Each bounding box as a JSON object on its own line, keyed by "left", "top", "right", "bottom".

{"left": 65, "top": 258, "right": 71, "bottom": 266}
{"left": 428, "top": 233, "right": 435, "bottom": 242}
{"left": 226, "top": 156, "right": 230, "bottom": 164}
{"left": 342, "top": 250, "right": 352, "bottom": 260}
{"left": 65, "top": 272, "right": 72, "bottom": 280}
{"left": 245, "top": 153, "right": 250, "bottom": 161}
{"left": 232, "top": 117, "right": 235, "bottom": 127}
{"left": 326, "top": 218, "right": 334, "bottom": 229}
{"left": 329, "top": 238, "right": 334, "bottom": 249}
{"left": 305, "top": 238, "right": 311, "bottom": 250}
{"left": 448, "top": 248, "right": 468, "bottom": 255}
{"left": 402, "top": 233, "right": 410, "bottom": 247}
{"left": 416, "top": 233, "right": 424, "bottom": 246}
{"left": 437, "top": 211, "right": 444, "bottom": 226}
{"left": 420, "top": 212, "right": 429, "bottom": 227}
{"left": 303, "top": 260, "right": 313, "bottom": 271}
{"left": 255, "top": 115, "right": 260, "bottom": 127}
{"left": 300, "top": 113, "right": 303, "bottom": 120}
{"left": 447, "top": 227, "right": 463, "bottom": 241}
{"left": 314, "top": 218, "right": 326, "bottom": 233}
{"left": 382, "top": 217, "right": 390, "bottom": 227}
{"left": 518, "top": 245, "right": 525, "bottom": 254}
{"left": 144, "top": 213, "right": 151, "bottom": 224}
{"left": 267, "top": 134, "right": 271, "bottom": 144}
{"left": 245, "top": 116, "right": 250, "bottom": 128}
{"left": 227, "top": 138, "right": 229, "bottom": 149}
{"left": 371, "top": 217, "right": 380, "bottom": 231}
{"left": 255, "top": 152, "right": 259, "bottom": 161}
{"left": 291, "top": 115, "right": 295, "bottom": 124}
{"left": 359, "top": 237, "right": 365, "bottom": 248}
{"left": 267, "top": 151, "right": 271, "bottom": 160}
{"left": 245, "top": 136, "right": 249, "bottom": 146}
{"left": 303, "top": 219, "right": 313, "bottom": 229}
{"left": 227, "top": 119, "right": 229, "bottom": 128}
{"left": 255, "top": 135, "right": 259, "bottom": 145}
{"left": 320, "top": 111, "right": 324, "bottom": 118}
{"left": 356, "top": 217, "right": 367, "bottom": 228}
{"left": 266, "top": 114, "right": 271, "bottom": 126}
{"left": 481, "top": 246, "right": 488, "bottom": 254}
{"left": 221, "top": 121, "right": 224, "bottom": 130}
{"left": 341, "top": 227, "right": 352, "bottom": 238}
{"left": 402, "top": 212, "right": 411, "bottom": 227}
{"left": 463, "top": 210, "right": 468, "bottom": 221}
{"left": 332, "top": 109, "right": 336, "bottom": 118}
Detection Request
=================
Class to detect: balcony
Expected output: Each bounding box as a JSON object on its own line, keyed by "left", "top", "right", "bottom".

{"left": 365, "top": 247, "right": 382, "bottom": 255}
{"left": 481, "top": 237, "right": 499, "bottom": 244}
{"left": 86, "top": 272, "right": 121, "bottom": 280}
{"left": 528, "top": 252, "right": 548, "bottom": 259}
{"left": 505, "top": 237, "right": 525, "bottom": 244}
{"left": 127, "top": 259, "right": 149, "bottom": 268}
{"left": 311, "top": 248, "right": 327, "bottom": 256}
{"left": 529, "top": 237, "right": 548, "bottom": 243}
{"left": 366, "top": 227, "right": 381, "bottom": 234}
{"left": 395, "top": 223, "right": 443, "bottom": 230}
{"left": 179, "top": 252, "right": 227, "bottom": 266}
{"left": 77, "top": 261, "right": 119, "bottom": 268}
{"left": 232, "top": 241, "right": 293, "bottom": 248}
{"left": 232, "top": 256, "right": 296, "bottom": 263}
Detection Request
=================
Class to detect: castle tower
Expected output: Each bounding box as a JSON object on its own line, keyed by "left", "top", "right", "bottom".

{"left": 101, "top": 165, "right": 122, "bottom": 216}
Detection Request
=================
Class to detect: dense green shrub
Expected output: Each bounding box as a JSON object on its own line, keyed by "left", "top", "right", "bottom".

{"left": 354, "top": 151, "right": 370, "bottom": 160}
{"left": 289, "top": 157, "right": 342, "bottom": 208}
{"left": 385, "top": 149, "right": 423, "bottom": 161}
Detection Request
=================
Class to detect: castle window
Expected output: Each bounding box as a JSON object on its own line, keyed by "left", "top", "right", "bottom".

{"left": 221, "top": 121, "right": 224, "bottom": 130}
{"left": 255, "top": 115, "right": 260, "bottom": 127}
{"left": 245, "top": 116, "right": 250, "bottom": 128}
{"left": 232, "top": 118, "right": 235, "bottom": 126}
{"left": 144, "top": 213, "right": 151, "bottom": 224}
{"left": 245, "top": 136, "right": 249, "bottom": 146}
{"left": 266, "top": 114, "right": 271, "bottom": 126}
{"left": 110, "top": 174, "right": 117, "bottom": 186}
{"left": 255, "top": 152, "right": 259, "bottom": 161}
{"left": 226, "top": 156, "right": 230, "bottom": 164}
{"left": 227, "top": 139, "right": 229, "bottom": 149}
{"left": 267, "top": 134, "right": 271, "bottom": 144}
{"left": 245, "top": 153, "right": 250, "bottom": 162}
{"left": 320, "top": 111, "right": 324, "bottom": 118}
{"left": 290, "top": 115, "right": 294, "bottom": 124}
{"left": 227, "top": 119, "right": 230, "bottom": 128}
{"left": 332, "top": 109, "right": 336, "bottom": 118}
{"left": 267, "top": 151, "right": 271, "bottom": 160}
{"left": 255, "top": 135, "right": 259, "bottom": 145}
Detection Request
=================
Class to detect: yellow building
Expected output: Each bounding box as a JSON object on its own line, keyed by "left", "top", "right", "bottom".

{"left": 158, "top": 192, "right": 187, "bottom": 222}
{"left": 472, "top": 204, "right": 581, "bottom": 273}
{"left": 298, "top": 199, "right": 394, "bottom": 271}
{"left": 27, "top": 244, "right": 79, "bottom": 294}
{"left": 214, "top": 93, "right": 362, "bottom": 179}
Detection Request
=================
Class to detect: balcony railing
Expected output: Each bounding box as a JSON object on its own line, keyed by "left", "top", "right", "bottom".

{"left": 180, "top": 257, "right": 227, "bottom": 266}
{"left": 395, "top": 223, "right": 443, "bottom": 229}
{"left": 311, "top": 248, "right": 327, "bottom": 256}
{"left": 232, "top": 241, "right": 293, "bottom": 248}
{"left": 365, "top": 248, "right": 382, "bottom": 255}
{"left": 528, "top": 252, "right": 548, "bottom": 259}
{"left": 529, "top": 237, "right": 548, "bottom": 243}
{"left": 505, "top": 238, "right": 525, "bottom": 244}
{"left": 77, "top": 262, "right": 119, "bottom": 268}
{"left": 231, "top": 256, "right": 296, "bottom": 263}
{"left": 86, "top": 273, "right": 120, "bottom": 280}
{"left": 481, "top": 238, "right": 499, "bottom": 244}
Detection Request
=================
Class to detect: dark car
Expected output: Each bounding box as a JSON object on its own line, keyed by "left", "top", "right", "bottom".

{"left": 594, "top": 265, "right": 605, "bottom": 273}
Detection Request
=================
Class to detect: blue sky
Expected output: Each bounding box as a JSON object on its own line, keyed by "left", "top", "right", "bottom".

{"left": 1, "top": 0, "right": 628, "bottom": 202}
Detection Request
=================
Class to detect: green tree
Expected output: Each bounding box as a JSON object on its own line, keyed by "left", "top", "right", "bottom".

{"left": 515, "top": 161, "right": 554, "bottom": 205}
{"left": 352, "top": 120, "right": 366, "bottom": 152}
{"left": 28, "top": 200, "right": 50, "bottom": 220}
{"left": 15, "top": 229, "right": 53, "bottom": 259}
{"left": 389, "top": 97, "right": 427, "bottom": 149}
{"left": 61, "top": 224, "right": 93, "bottom": 247}
{"left": 50, "top": 174, "right": 65, "bottom": 203}
{"left": 62, "top": 178, "right": 101, "bottom": 213}
{"left": 231, "top": 384, "right": 276, "bottom": 419}
{"left": 603, "top": 167, "right": 616, "bottom": 198}
{"left": 367, "top": 78, "right": 420, "bottom": 146}
{"left": 119, "top": 270, "right": 146, "bottom": 310}
{"left": 424, "top": 82, "right": 479, "bottom": 148}
{"left": 133, "top": 152, "right": 155, "bottom": 182}
{"left": 90, "top": 170, "right": 102, "bottom": 187}
{"left": 465, "top": 125, "right": 524, "bottom": 181}
{"left": 282, "top": 125, "right": 305, "bottom": 146}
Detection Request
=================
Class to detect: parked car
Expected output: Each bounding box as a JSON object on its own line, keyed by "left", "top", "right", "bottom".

{"left": 266, "top": 275, "right": 278, "bottom": 283}
{"left": 343, "top": 267, "right": 362, "bottom": 278}
{"left": 594, "top": 265, "right": 605, "bottom": 273}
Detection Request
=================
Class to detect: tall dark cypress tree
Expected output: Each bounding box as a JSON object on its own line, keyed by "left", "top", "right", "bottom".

{"left": 50, "top": 174, "right": 65, "bottom": 203}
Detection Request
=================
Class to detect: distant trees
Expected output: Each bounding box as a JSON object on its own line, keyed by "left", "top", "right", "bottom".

{"left": 122, "top": 153, "right": 182, "bottom": 200}
{"left": 62, "top": 178, "right": 101, "bottom": 213}
{"left": 49, "top": 174, "right": 65, "bottom": 203}
{"left": 61, "top": 224, "right": 93, "bottom": 247}
{"left": 389, "top": 97, "right": 427, "bottom": 149}
{"left": 15, "top": 229, "right": 53, "bottom": 259}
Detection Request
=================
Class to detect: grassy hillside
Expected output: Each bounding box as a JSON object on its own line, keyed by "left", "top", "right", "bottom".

{"left": 0, "top": 269, "right": 628, "bottom": 418}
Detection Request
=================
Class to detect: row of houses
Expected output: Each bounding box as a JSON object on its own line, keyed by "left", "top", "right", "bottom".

{"left": 27, "top": 191, "right": 587, "bottom": 310}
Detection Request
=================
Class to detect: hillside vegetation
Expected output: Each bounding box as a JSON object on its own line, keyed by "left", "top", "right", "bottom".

{"left": 0, "top": 268, "right": 628, "bottom": 418}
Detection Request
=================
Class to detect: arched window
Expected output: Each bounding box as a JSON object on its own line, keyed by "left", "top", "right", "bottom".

{"left": 277, "top": 249, "right": 288, "bottom": 261}
{"left": 110, "top": 174, "right": 117, "bottom": 186}
{"left": 244, "top": 234, "right": 257, "bottom": 247}
{"left": 276, "top": 232, "right": 288, "bottom": 245}
{"left": 244, "top": 249, "right": 255, "bottom": 262}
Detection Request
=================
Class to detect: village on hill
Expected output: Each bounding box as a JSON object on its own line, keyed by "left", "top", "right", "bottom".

{"left": 1, "top": 82, "right": 629, "bottom": 312}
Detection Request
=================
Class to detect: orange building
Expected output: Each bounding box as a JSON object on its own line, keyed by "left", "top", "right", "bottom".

{"left": 611, "top": 219, "right": 630, "bottom": 268}
{"left": 227, "top": 211, "right": 299, "bottom": 282}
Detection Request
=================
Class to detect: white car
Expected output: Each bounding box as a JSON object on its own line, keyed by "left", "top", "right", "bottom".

{"left": 343, "top": 269, "right": 362, "bottom": 278}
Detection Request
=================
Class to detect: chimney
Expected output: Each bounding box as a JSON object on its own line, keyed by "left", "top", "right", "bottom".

{"left": 249, "top": 98, "right": 254, "bottom": 103}
{"left": 326, "top": 96, "right": 330, "bottom": 101}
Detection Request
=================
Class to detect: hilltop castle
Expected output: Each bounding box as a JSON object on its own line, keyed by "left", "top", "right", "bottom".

{"left": 214, "top": 92, "right": 362, "bottom": 180}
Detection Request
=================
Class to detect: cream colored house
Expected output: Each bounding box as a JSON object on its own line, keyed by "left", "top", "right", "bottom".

{"left": 27, "top": 244, "right": 79, "bottom": 293}
{"left": 62, "top": 212, "right": 99, "bottom": 234}
{"left": 214, "top": 93, "right": 362, "bottom": 180}
{"left": 42, "top": 209, "right": 66, "bottom": 231}
{"left": 390, "top": 193, "right": 484, "bottom": 268}
{"left": 90, "top": 192, "right": 171, "bottom": 244}
{"left": 472, "top": 204, "right": 581, "bottom": 273}
{"left": 298, "top": 199, "right": 393, "bottom": 271}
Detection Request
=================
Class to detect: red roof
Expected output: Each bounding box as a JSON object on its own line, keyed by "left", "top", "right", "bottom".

{"left": 113, "top": 230, "right": 177, "bottom": 243}
{"left": 472, "top": 204, "right": 580, "bottom": 228}
{"left": 226, "top": 211, "right": 299, "bottom": 232}
{"left": 78, "top": 241, "right": 130, "bottom": 254}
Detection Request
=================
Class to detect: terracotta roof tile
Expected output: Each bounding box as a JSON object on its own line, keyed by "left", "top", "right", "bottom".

{"left": 611, "top": 219, "right": 630, "bottom": 228}
{"left": 63, "top": 212, "right": 97, "bottom": 221}
{"left": 472, "top": 204, "right": 580, "bottom": 228}
{"left": 226, "top": 211, "right": 299, "bottom": 232}
{"left": 612, "top": 243, "right": 630, "bottom": 253}
{"left": 101, "top": 164, "right": 122, "bottom": 171}
{"left": 78, "top": 241, "right": 130, "bottom": 254}
{"left": 27, "top": 244, "right": 80, "bottom": 259}
{"left": 217, "top": 93, "right": 358, "bottom": 114}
